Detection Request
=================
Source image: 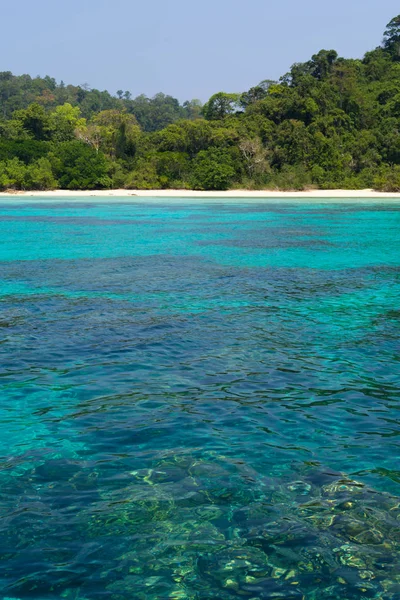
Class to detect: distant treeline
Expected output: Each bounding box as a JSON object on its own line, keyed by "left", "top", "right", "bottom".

{"left": 2, "top": 15, "right": 400, "bottom": 191}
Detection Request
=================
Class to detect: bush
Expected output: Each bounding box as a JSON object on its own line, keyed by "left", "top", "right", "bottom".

{"left": 108, "top": 160, "right": 128, "bottom": 189}
{"left": 156, "top": 151, "right": 190, "bottom": 186}
{"left": 27, "top": 158, "right": 58, "bottom": 190}
{"left": 373, "top": 165, "right": 400, "bottom": 191}
{"left": 0, "top": 140, "right": 50, "bottom": 164}
{"left": 0, "top": 158, "right": 28, "bottom": 190}
{"left": 125, "top": 151, "right": 191, "bottom": 189}
{"left": 125, "top": 160, "right": 161, "bottom": 189}
{"left": 191, "top": 147, "right": 236, "bottom": 190}
{"left": 49, "top": 141, "right": 111, "bottom": 189}
{"left": 269, "top": 165, "right": 312, "bottom": 190}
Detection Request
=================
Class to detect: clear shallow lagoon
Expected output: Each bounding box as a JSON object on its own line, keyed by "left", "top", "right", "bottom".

{"left": 1, "top": 198, "right": 400, "bottom": 599}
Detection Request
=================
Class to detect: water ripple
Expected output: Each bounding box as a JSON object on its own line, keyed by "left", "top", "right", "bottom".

{"left": 0, "top": 201, "right": 399, "bottom": 599}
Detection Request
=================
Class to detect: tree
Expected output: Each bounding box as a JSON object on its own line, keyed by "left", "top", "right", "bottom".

{"left": 182, "top": 99, "right": 203, "bottom": 120}
{"left": 155, "top": 120, "right": 213, "bottom": 157}
{"left": 49, "top": 141, "right": 111, "bottom": 189}
{"left": 309, "top": 50, "right": 338, "bottom": 80}
{"left": 0, "top": 158, "right": 28, "bottom": 189}
{"left": 240, "top": 80, "right": 276, "bottom": 109}
{"left": 155, "top": 151, "right": 190, "bottom": 186}
{"left": 125, "top": 155, "right": 161, "bottom": 190}
{"left": 383, "top": 15, "right": 400, "bottom": 59}
{"left": 0, "top": 118, "right": 31, "bottom": 140}
{"left": 75, "top": 124, "right": 102, "bottom": 153}
{"left": 183, "top": 120, "right": 214, "bottom": 156}
{"left": 91, "top": 110, "right": 141, "bottom": 159}
{"left": 239, "top": 138, "right": 269, "bottom": 179}
{"left": 12, "top": 103, "right": 50, "bottom": 140}
{"left": 0, "top": 139, "right": 50, "bottom": 163}
{"left": 127, "top": 93, "right": 184, "bottom": 131}
{"left": 47, "top": 103, "right": 86, "bottom": 141}
{"left": 240, "top": 86, "right": 268, "bottom": 109}
{"left": 192, "top": 148, "right": 236, "bottom": 190}
{"left": 202, "top": 92, "right": 241, "bottom": 120}
{"left": 27, "top": 157, "right": 58, "bottom": 190}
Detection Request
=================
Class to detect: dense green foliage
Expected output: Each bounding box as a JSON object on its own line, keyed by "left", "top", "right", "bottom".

{"left": 2, "top": 17, "right": 400, "bottom": 191}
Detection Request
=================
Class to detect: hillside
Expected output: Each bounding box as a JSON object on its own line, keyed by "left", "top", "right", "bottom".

{"left": 1, "top": 15, "right": 400, "bottom": 191}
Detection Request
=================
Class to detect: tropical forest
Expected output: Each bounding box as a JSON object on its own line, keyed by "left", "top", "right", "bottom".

{"left": 1, "top": 15, "right": 400, "bottom": 191}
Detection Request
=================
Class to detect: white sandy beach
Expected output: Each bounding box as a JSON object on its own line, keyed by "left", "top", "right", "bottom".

{"left": 0, "top": 189, "right": 400, "bottom": 200}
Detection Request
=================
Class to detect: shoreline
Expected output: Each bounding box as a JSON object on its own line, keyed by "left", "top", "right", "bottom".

{"left": 0, "top": 189, "right": 400, "bottom": 201}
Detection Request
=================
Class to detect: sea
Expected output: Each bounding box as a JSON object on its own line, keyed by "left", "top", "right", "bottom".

{"left": 0, "top": 198, "right": 399, "bottom": 599}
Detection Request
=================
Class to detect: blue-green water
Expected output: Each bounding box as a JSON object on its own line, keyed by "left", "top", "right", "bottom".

{"left": 1, "top": 199, "right": 400, "bottom": 600}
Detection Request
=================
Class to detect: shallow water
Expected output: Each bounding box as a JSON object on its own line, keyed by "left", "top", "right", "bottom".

{"left": 1, "top": 199, "right": 400, "bottom": 599}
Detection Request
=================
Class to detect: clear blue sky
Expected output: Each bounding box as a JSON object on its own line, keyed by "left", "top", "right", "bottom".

{"left": 2, "top": 0, "right": 399, "bottom": 101}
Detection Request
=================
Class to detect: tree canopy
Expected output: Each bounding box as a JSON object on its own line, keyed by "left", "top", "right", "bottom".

{"left": 2, "top": 16, "right": 400, "bottom": 191}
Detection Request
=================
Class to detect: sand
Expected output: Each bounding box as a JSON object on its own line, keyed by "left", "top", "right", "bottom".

{"left": 0, "top": 189, "right": 400, "bottom": 200}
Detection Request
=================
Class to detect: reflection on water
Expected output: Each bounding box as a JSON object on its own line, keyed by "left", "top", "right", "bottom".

{"left": 0, "top": 200, "right": 400, "bottom": 599}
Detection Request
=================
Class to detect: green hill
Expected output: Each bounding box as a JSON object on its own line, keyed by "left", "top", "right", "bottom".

{"left": 2, "top": 15, "right": 400, "bottom": 191}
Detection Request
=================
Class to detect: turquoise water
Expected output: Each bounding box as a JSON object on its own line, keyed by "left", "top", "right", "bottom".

{"left": 1, "top": 198, "right": 400, "bottom": 599}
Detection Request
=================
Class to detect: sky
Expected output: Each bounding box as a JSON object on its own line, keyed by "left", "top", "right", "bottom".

{"left": 1, "top": 0, "right": 399, "bottom": 102}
